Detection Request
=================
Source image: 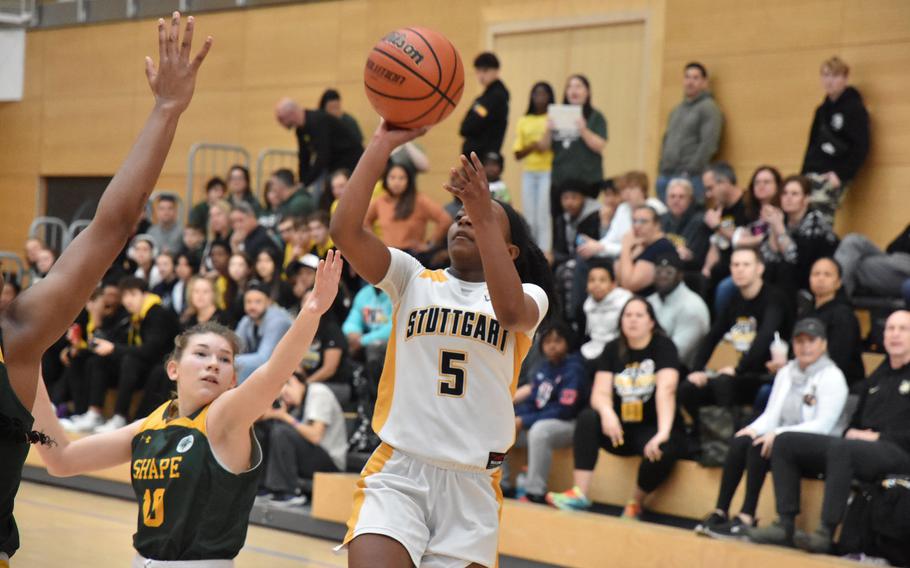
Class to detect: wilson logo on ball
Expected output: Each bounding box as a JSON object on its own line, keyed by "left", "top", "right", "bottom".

{"left": 366, "top": 59, "right": 406, "bottom": 86}
{"left": 382, "top": 31, "right": 426, "bottom": 65}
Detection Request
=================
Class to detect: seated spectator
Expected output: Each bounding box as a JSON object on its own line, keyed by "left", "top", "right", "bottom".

{"left": 483, "top": 151, "right": 510, "bottom": 202}
{"left": 697, "top": 317, "right": 848, "bottom": 540}
{"left": 502, "top": 322, "right": 585, "bottom": 503}
{"left": 180, "top": 276, "right": 230, "bottom": 330}
{"left": 202, "top": 240, "right": 231, "bottom": 310}
{"left": 547, "top": 298, "right": 684, "bottom": 518}
{"left": 342, "top": 284, "right": 392, "bottom": 386}
{"left": 147, "top": 194, "right": 183, "bottom": 254}
{"left": 225, "top": 164, "right": 261, "bottom": 215}
{"left": 31, "top": 247, "right": 57, "bottom": 286}
{"left": 748, "top": 310, "right": 910, "bottom": 553}
{"left": 272, "top": 168, "right": 315, "bottom": 222}
{"left": 364, "top": 163, "right": 451, "bottom": 259}
{"left": 700, "top": 162, "right": 751, "bottom": 299}
{"left": 60, "top": 283, "right": 130, "bottom": 431}
{"left": 299, "top": 291, "right": 351, "bottom": 386}
{"left": 647, "top": 253, "right": 710, "bottom": 371}
{"left": 205, "top": 198, "right": 232, "bottom": 247}
{"left": 761, "top": 175, "right": 838, "bottom": 300}
{"left": 800, "top": 56, "right": 869, "bottom": 225}
{"left": 23, "top": 236, "right": 45, "bottom": 284}
{"left": 225, "top": 252, "right": 253, "bottom": 327}
{"left": 170, "top": 251, "right": 199, "bottom": 316}
{"left": 552, "top": 180, "right": 601, "bottom": 267}
{"left": 577, "top": 171, "right": 649, "bottom": 261}
{"left": 615, "top": 205, "right": 676, "bottom": 296}
{"left": 277, "top": 216, "right": 309, "bottom": 271}
{"left": 319, "top": 88, "right": 363, "bottom": 144}
{"left": 317, "top": 168, "right": 351, "bottom": 216}
{"left": 579, "top": 260, "right": 632, "bottom": 361}
{"left": 253, "top": 249, "right": 296, "bottom": 310}
{"left": 90, "top": 277, "right": 180, "bottom": 432}
{"left": 307, "top": 211, "right": 334, "bottom": 259}
{"left": 835, "top": 223, "right": 910, "bottom": 299}
{"left": 150, "top": 253, "right": 178, "bottom": 312}
{"left": 286, "top": 254, "right": 320, "bottom": 307}
{"left": 256, "top": 373, "right": 348, "bottom": 504}
{"left": 235, "top": 280, "right": 293, "bottom": 383}
{"left": 661, "top": 178, "right": 710, "bottom": 273}
{"left": 733, "top": 166, "right": 782, "bottom": 251}
{"left": 229, "top": 202, "right": 282, "bottom": 263}
{"left": 259, "top": 179, "right": 282, "bottom": 231}
{"left": 0, "top": 277, "right": 20, "bottom": 312}
{"left": 800, "top": 258, "right": 865, "bottom": 387}
{"left": 129, "top": 235, "right": 160, "bottom": 288}
{"left": 187, "top": 175, "right": 226, "bottom": 229}
{"left": 681, "top": 248, "right": 790, "bottom": 430}
{"left": 180, "top": 224, "right": 206, "bottom": 260}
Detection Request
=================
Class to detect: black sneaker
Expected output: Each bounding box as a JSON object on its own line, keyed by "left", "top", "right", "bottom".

{"left": 706, "top": 516, "right": 755, "bottom": 540}
{"left": 694, "top": 511, "right": 728, "bottom": 536}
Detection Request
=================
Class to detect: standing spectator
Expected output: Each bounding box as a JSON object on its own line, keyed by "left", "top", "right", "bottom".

{"left": 615, "top": 206, "right": 677, "bottom": 296}
{"left": 364, "top": 163, "right": 452, "bottom": 258}
{"left": 188, "top": 176, "right": 226, "bottom": 229}
{"left": 179, "top": 276, "right": 229, "bottom": 329}
{"left": 549, "top": 74, "right": 608, "bottom": 224}
{"left": 254, "top": 249, "right": 296, "bottom": 310}
{"left": 748, "top": 311, "right": 910, "bottom": 553}
{"left": 835, "top": 224, "right": 910, "bottom": 299}
{"left": 225, "top": 165, "right": 261, "bottom": 215}
{"left": 513, "top": 81, "right": 556, "bottom": 252}
{"left": 90, "top": 277, "right": 180, "bottom": 432}
{"left": 503, "top": 322, "right": 585, "bottom": 503}
{"left": 647, "top": 253, "right": 711, "bottom": 371}
{"left": 682, "top": 249, "right": 790, "bottom": 427}
{"left": 761, "top": 175, "right": 838, "bottom": 299}
{"left": 579, "top": 260, "right": 633, "bottom": 361}
{"left": 698, "top": 317, "right": 847, "bottom": 540}
{"left": 800, "top": 56, "right": 870, "bottom": 224}
{"left": 459, "top": 52, "right": 509, "bottom": 158}
{"left": 547, "top": 298, "right": 684, "bottom": 519}
{"left": 661, "top": 178, "right": 710, "bottom": 273}
{"left": 229, "top": 202, "right": 282, "bottom": 263}
{"left": 342, "top": 284, "right": 392, "bottom": 386}
{"left": 483, "top": 152, "right": 510, "bottom": 202}
{"left": 274, "top": 97, "right": 364, "bottom": 189}
{"left": 256, "top": 373, "right": 348, "bottom": 504}
{"left": 802, "top": 257, "right": 865, "bottom": 387}
{"left": 146, "top": 194, "right": 184, "bottom": 254}
{"left": 319, "top": 88, "right": 363, "bottom": 144}
{"left": 656, "top": 62, "right": 723, "bottom": 203}
{"left": 235, "top": 281, "right": 293, "bottom": 383}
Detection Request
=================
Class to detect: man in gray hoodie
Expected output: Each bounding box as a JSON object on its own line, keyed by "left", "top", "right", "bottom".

{"left": 657, "top": 62, "right": 723, "bottom": 203}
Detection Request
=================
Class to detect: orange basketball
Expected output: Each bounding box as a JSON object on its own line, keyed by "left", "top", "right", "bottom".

{"left": 364, "top": 27, "right": 464, "bottom": 129}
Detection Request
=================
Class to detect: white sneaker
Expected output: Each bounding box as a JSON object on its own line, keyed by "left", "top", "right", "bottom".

{"left": 66, "top": 410, "right": 104, "bottom": 433}
{"left": 93, "top": 414, "right": 127, "bottom": 433}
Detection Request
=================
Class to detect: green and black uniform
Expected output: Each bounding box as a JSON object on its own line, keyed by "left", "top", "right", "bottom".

{"left": 0, "top": 346, "right": 34, "bottom": 561}
{"left": 131, "top": 400, "right": 261, "bottom": 561}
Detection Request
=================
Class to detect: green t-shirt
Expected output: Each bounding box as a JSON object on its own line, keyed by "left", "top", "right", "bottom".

{"left": 551, "top": 108, "right": 608, "bottom": 190}
{"left": 131, "top": 401, "right": 261, "bottom": 561}
{"left": 0, "top": 348, "right": 33, "bottom": 558}
{"left": 278, "top": 188, "right": 316, "bottom": 220}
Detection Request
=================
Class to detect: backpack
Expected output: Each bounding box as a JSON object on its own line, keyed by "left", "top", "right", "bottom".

{"left": 839, "top": 477, "right": 910, "bottom": 567}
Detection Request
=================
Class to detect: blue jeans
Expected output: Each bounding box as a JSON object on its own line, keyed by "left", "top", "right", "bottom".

{"left": 714, "top": 276, "right": 737, "bottom": 316}
{"left": 521, "top": 170, "right": 552, "bottom": 253}
{"left": 657, "top": 173, "right": 706, "bottom": 205}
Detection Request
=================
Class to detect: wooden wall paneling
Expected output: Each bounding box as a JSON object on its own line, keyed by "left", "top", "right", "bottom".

{"left": 838, "top": 165, "right": 910, "bottom": 246}
{"left": 0, "top": 176, "right": 41, "bottom": 253}
{"left": 23, "top": 32, "right": 44, "bottom": 100}
{"left": 0, "top": 101, "right": 42, "bottom": 174}
{"left": 841, "top": 0, "right": 910, "bottom": 44}
{"left": 186, "top": 11, "right": 250, "bottom": 94}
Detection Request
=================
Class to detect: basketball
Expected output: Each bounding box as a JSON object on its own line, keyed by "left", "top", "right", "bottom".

{"left": 364, "top": 27, "right": 465, "bottom": 129}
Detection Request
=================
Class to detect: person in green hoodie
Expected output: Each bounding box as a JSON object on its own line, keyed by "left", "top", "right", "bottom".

{"left": 656, "top": 62, "right": 723, "bottom": 203}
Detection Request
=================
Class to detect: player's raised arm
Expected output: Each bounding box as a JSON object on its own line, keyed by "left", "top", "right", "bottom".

{"left": 444, "top": 152, "right": 541, "bottom": 332}
{"left": 207, "top": 251, "right": 343, "bottom": 433}
{"left": 330, "top": 120, "right": 425, "bottom": 284}
{"left": 1, "top": 13, "right": 211, "bottom": 409}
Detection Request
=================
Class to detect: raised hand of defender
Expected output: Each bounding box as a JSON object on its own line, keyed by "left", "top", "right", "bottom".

{"left": 303, "top": 250, "right": 343, "bottom": 315}
{"left": 145, "top": 11, "right": 213, "bottom": 113}
{"left": 444, "top": 152, "right": 493, "bottom": 222}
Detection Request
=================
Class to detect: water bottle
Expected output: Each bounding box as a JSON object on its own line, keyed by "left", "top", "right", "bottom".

{"left": 515, "top": 469, "right": 528, "bottom": 500}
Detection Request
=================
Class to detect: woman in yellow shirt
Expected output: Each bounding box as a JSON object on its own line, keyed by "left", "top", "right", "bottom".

{"left": 513, "top": 82, "right": 556, "bottom": 254}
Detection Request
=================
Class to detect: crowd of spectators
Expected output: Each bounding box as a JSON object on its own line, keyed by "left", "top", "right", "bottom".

{"left": 6, "top": 50, "right": 908, "bottom": 561}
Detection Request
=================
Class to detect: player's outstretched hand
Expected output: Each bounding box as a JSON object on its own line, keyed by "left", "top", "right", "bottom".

{"left": 372, "top": 119, "right": 429, "bottom": 150}
{"left": 303, "top": 250, "right": 343, "bottom": 315}
{"left": 145, "top": 11, "right": 213, "bottom": 114}
{"left": 444, "top": 152, "right": 493, "bottom": 222}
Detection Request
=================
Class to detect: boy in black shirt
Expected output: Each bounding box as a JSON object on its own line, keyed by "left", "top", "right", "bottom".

{"left": 459, "top": 52, "right": 509, "bottom": 157}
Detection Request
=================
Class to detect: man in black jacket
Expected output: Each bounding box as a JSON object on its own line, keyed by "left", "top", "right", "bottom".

{"left": 459, "top": 52, "right": 509, "bottom": 157}
{"left": 88, "top": 277, "right": 180, "bottom": 432}
{"left": 748, "top": 310, "right": 910, "bottom": 553}
{"left": 800, "top": 56, "right": 870, "bottom": 224}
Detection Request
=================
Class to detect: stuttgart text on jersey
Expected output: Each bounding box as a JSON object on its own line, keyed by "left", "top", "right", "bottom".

{"left": 405, "top": 305, "right": 509, "bottom": 352}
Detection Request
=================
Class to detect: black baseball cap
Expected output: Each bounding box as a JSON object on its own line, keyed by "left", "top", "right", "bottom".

{"left": 792, "top": 317, "right": 826, "bottom": 340}
{"left": 654, "top": 251, "right": 683, "bottom": 271}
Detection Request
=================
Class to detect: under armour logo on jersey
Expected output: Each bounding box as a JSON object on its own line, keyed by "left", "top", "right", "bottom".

{"left": 143, "top": 435, "right": 152, "bottom": 444}
{"left": 418, "top": 269, "right": 449, "bottom": 283}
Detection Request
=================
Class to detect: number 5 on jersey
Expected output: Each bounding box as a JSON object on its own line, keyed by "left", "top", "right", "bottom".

{"left": 438, "top": 350, "right": 467, "bottom": 397}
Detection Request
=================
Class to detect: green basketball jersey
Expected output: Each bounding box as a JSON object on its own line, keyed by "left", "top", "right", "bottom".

{"left": 0, "top": 346, "right": 33, "bottom": 558}
{"left": 131, "top": 400, "right": 261, "bottom": 561}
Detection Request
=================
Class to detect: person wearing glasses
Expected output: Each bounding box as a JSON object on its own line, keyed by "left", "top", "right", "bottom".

{"left": 615, "top": 205, "right": 677, "bottom": 296}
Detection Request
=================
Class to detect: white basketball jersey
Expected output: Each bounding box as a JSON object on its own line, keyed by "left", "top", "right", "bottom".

{"left": 374, "top": 248, "right": 548, "bottom": 471}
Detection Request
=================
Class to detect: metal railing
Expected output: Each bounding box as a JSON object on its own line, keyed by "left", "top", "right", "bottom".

{"left": 255, "top": 148, "right": 298, "bottom": 200}
{"left": 0, "top": 252, "right": 26, "bottom": 288}
{"left": 186, "top": 142, "right": 250, "bottom": 216}
{"left": 66, "top": 219, "right": 91, "bottom": 244}
{"left": 28, "top": 216, "right": 68, "bottom": 253}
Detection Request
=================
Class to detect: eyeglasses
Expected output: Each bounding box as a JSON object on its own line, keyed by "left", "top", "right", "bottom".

{"left": 632, "top": 218, "right": 652, "bottom": 225}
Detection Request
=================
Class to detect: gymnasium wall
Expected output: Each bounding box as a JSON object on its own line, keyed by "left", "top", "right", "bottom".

{"left": 0, "top": 0, "right": 907, "bottom": 254}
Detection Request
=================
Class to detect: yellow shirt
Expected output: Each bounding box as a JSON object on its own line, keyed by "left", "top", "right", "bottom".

{"left": 512, "top": 114, "right": 553, "bottom": 172}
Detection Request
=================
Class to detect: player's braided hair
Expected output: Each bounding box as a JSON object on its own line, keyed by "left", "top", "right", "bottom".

{"left": 495, "top": 199, "right": 558, "bottom": 322}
